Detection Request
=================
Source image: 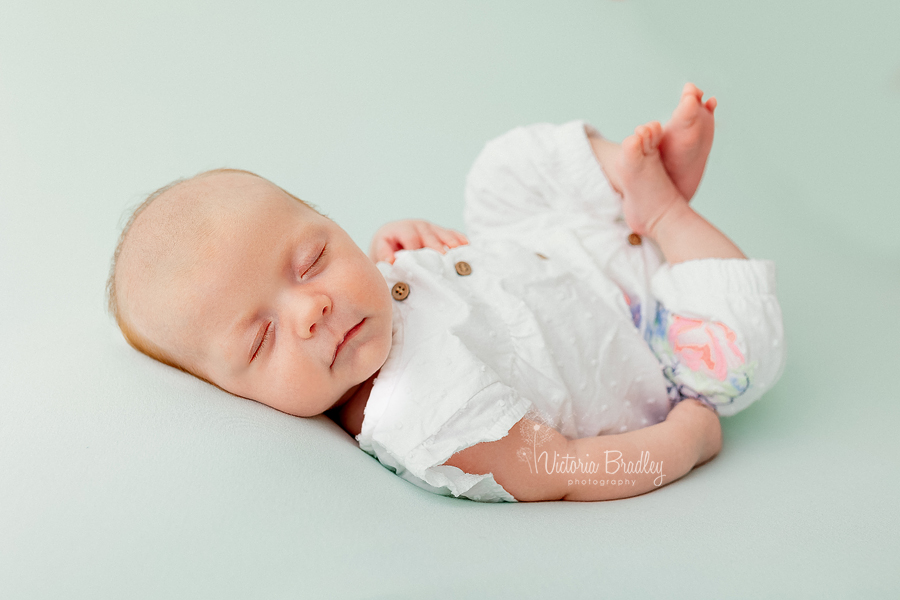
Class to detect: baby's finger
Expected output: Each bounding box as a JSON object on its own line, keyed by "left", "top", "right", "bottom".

{"left": 372, "top": 238, "right": 397, "bottom": 264}
{"left": 437, "top": 230, "right": 461, "bottom": 249}
{"left": 440, "top": 229, "right": 469, "bottom": 248}
{"left": 417, "top": 226, "right": 446, "bottom": 253}
{"left": 396, "top": 230, "right": 423, "bottom": 252}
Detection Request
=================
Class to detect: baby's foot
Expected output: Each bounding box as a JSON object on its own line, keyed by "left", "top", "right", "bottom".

{"left": 658, "top": 83, "right": 716, "bottom": 201}
{"left": 617, "top": 121, "right": 688, "bottom": 237}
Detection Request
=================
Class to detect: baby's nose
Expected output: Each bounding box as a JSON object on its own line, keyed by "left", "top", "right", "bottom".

{"left": 294, "top": 294, "right": 332, "bottom": 339}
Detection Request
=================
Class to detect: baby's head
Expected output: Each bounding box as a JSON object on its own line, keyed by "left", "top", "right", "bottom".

{"left": 107, "top": 169, "right": 394, "bottom": 417}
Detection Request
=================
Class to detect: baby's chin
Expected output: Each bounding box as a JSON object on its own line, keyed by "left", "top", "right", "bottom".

{"left": 328, "top": 335, "right": 392, "bottom": 413}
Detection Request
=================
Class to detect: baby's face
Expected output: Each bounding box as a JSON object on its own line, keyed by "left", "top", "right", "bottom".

{"left": 143, "top": 174, "right": 393, "bottom": 417}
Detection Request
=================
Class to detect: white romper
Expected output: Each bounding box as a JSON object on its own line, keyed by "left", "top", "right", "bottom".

{"left": 356, "top": 121, "right": 786, "bottom": 502}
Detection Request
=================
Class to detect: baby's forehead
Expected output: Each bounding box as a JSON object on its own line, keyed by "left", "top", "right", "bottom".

{"left": 120, "top": 173, "right": 289, "bottom": 304}
{"left": 158, "top": 171, "right": 279, "bottom": 220}
{"left": 141, "top": 173, "right": 299, "bottom": 247}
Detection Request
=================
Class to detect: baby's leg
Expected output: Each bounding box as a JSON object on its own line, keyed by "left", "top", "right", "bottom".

{"left": 616, "top": 124, "right": 784, "bottom": 415}
{"left": 616, "top": 123, "right": 745, "bottom": 265}
{"left": 645, "top": 258, "right": 786, "bottom": 416}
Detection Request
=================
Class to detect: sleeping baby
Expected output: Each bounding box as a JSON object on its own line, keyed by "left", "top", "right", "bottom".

{"left": 107, "top": 84, "right": 785, "bottom": 502}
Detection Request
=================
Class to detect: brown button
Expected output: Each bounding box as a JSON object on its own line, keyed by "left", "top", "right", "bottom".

{"left": 391, "top": 282, "right": 410, "bottom": 301}
{"left": 454, "top": 261, "right": 472, "bottom": 276}
{"left": 628, "top": 233, "right": 642, "bottom": 246}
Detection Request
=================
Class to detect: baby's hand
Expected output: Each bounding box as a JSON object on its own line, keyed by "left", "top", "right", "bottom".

{"left": 369, "top": 219, "right": 469, "bottom": 264}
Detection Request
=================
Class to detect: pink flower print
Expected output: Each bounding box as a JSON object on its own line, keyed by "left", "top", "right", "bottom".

{"left": 668, "top": 316, "right": 745, "bottom": 381}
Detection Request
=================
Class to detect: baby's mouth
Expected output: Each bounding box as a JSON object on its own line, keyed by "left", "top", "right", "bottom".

{"left": 331, "top": 319, "right": 365, "bottom": 368}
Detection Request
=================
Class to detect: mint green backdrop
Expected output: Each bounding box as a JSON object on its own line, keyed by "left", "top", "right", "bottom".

{"left": 1, "top": 1, "right": 897, "bottom": 598}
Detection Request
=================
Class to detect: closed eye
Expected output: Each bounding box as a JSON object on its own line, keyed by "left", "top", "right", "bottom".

{"left": 302, "top": 244, "right": 327, "bottom": 278}
{"left": 251, "top": 323, "right": 272, "bottom": 363}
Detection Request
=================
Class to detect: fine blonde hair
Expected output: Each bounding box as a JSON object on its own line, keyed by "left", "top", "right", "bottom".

{"left": 106, "top": 168, "right": 318, "bottom": 380}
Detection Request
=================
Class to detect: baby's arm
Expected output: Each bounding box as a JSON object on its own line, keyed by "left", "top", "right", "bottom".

{"left": 444, "top": 399, "right": 721, "bottom": 502}
{"left": 369, "top": 219, "right": 468, "bottom": 264}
